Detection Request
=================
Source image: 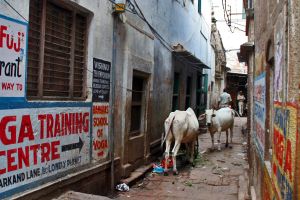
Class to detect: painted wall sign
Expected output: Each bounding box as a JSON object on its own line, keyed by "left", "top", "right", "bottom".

{"left": 253, "top": 72, "right": 266, "bottom": 158}
{"left": 0, "top": 14, "right": 27, "bottom": 100}
{"left": 0, "top": 107, "right": 90, "bottom": 197}
{"left": 92, "top": 58, "right": 111, "bottom": 102}
{"left": 274, "top": 12, "right": 285, "bottom": 102}
{"left": 255, "top": 53, "right": 264, "bottom": 76}
{"left": 263, "top": 166, "right": 276, "bottom": 200}
{"left": 92, "top": 103, "right": 109, "bottom": 161}
{"left": 272, "top": 102, "right": 297, "bottom": 200}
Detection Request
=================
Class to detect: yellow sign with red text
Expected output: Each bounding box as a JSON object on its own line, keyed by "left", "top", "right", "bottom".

{"left": 272, "top": 102, "right": 297, "bottom": 199}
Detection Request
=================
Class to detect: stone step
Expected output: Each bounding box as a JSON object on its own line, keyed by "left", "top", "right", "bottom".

{"left": 120, "top": 164, "right": 153, "bottom": 186}
{"left": 55, "top": 191, "right": 112, "bottom": 200}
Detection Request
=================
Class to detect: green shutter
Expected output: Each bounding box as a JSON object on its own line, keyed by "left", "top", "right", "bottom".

{"left": 203, "top": 74, "right": 208, "bottom": 93}
{"left": 172, "top": 73, "right": 180, "bottom": 111}
{"left": 196, "top": 73, "right": 208, "bottom": 115}
{"left": 185, "top": 76, "right": 192, "bottom": 109}
{"left": 198, "top": 0, "right": 201, "bottom": 14}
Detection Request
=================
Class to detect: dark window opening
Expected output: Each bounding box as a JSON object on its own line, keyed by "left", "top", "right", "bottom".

{"left": 196, "top": 73, "right": 207, "bottom": 115}
{"left": 185, "top": 76, "right": 192, "bottom": 109}
{"left": 130, "top": 75, "right": 145, "bottom": 136}
{"left": 172, "top": 73, "right": 180, "bottom": 111}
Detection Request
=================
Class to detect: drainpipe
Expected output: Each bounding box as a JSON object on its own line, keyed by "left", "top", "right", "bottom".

{"left": 110, "top": 3, "right": 117, "bottom": 196}
{"left": 286, "top": 0, "right": 296, "bottom": 198}
{"left": 110, "top": 0, "right": 125, "bottom": 195}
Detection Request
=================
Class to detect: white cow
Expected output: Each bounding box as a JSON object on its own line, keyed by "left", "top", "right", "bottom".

{"left": 162, "top": 107, "right": 199, "bottom": 175}
{"left": 199, "top": 107, "right": 235, "bottom": 151}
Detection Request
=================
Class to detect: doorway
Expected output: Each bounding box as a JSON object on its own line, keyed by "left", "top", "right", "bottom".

{"left": 126, "top": 70, "right": 149, "bottom": 171}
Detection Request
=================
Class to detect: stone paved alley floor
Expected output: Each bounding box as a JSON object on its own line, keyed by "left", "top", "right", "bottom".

{"left": 116, "top": 117, "right": 249, "bottom": 200}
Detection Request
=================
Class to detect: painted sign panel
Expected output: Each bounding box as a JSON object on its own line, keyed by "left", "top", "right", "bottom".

{"left": 274, "top": 12, "right": 285, "bottom": 102}
{"left": 253, "top": 72, "right": 266, "bottom": 158}
{"left": 263, "top": 166, "right": 276, "bottom": 200}
{"left": 255, "top": 53, "right": 264, "bottom": 76}
{"left": 0, "top": 107, "right": 90, "bottom": 197}
{"left": 272, "top": 102, "right": 297, "bottom": 200}
{"left": 0, "top": 14, "right": 27, "bottom": 100}
{"left": 92, "top": 58, "right": 111, "bottom": 102}
{"left": 92, "top": 103, "right": 109, "bottom": 161}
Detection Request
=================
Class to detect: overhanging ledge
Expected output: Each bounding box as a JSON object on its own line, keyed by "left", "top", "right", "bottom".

{"left": 173, "top": 44, "right": 210, "bottom": 69}
{"left": 238, "top": 42, "right": 254, "bottom": 62}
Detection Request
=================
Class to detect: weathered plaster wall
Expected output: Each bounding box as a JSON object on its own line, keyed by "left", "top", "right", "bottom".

{"left": 114, "top": 14, "right": 155, "bottom": 174}
{"left": 149, "top": 0, "right": 212, "bottom": 146}
{"left": 0, "top": 0, "right": 116, "bottom": 199}
{"left": 0, "top": 0, "right": 215, "bottom": 198}
{"left": 116, "top": 0, "right": 213, "bottom": 168}
{"left": 288, "top": 0, "right": 300, "bottom": 199}
{"left": 0, "top": 1, "right": 29, "bottom": 21}
{"left": 210, "top": 22, "right": 226, "bottom": 108}
{"left": 251, "top": 0, "right": 300, "bottom": 199}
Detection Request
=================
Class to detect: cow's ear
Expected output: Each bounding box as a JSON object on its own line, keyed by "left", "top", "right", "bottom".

{"left": 212, "top": 114, "right": 216, "bottom": 117}
{"left": 198, "top": 113, "right": 206, "bottom": 121}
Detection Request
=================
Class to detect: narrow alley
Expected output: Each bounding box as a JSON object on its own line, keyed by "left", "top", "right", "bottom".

{"left": 116, "top": 118, "right": 248, "bottom": 200}
{"left": 1, "top": 0, "right": 300, "bottom": 199}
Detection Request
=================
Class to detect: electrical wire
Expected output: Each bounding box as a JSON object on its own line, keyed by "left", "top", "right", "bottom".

{"left": 129, "top": 0, "right": 209, "bottom": 67}
{"left": 221, "top": 0, "right": 246, "bottom": 33}
{"left": 106, "top": 0, "right": 137, "bottom": 14}
{"left": 105, "top": 0, "right": 211, "bottom": 67}
{"left": 233, "top": 26, "right": 246, "bottom": 32}
{"left": 231, "top": 22, "right": 245, "bottom": 27}
{"left": 132, "top": 0, "right": 173, "bottom": 50}
{"left": 221, "top": 0, "right": 229, "bottom": 24}
{"left": 3, "top": 0, "right": 28, "bottom": 22}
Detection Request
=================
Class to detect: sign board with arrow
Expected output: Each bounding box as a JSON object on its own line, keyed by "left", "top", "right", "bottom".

{"left": 0, "top": 106, "right": 91, "bottom": 198}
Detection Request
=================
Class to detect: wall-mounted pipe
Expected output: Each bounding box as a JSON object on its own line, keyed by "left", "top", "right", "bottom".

{"left": 110, "top": 0, "right": 118, "bottom": 195}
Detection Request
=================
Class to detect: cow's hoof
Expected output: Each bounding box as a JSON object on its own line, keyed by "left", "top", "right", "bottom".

{"left": 173, "top": 171, "right": 179, "bottom": 176}
{"left": 225, "top": 144, "right": 229, "bottom": 148}
{"left": 229, "top": 146, "right": 233, "bottom": 149}
{"left": 164, "top": 172, "right": 169, "bottom": 176}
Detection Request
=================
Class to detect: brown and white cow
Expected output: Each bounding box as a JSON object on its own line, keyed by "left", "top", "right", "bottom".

{"left": 162, "top": 107, "right": 199, "bottom": 175}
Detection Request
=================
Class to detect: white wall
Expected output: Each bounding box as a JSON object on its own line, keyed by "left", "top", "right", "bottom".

{"left": 0, "top": 0, "right": 29, "bottom": 21}
{"left": 134, "top": 0, "right": 212, "bottom": 66}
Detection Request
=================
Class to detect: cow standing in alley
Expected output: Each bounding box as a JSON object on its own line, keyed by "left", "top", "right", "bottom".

{"left": 162, "top": 108, "right": 199, "bottom": 175}
{"left": 199, "top": 107, "right": 235, "bottom": 151}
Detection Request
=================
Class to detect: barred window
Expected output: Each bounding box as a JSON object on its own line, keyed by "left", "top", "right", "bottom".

{"left": 27, "top": 0, "right": 87, "bottom": 100}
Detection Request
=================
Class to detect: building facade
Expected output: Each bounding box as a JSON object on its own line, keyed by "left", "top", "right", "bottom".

{"left": 211, "top": 0, "right": 248, "bottom": 111}
{"left": 0, "top": 0, "right": 213, "bottom": 199}
{"left": 210, "top": 18, "right": 227, "bottom": 108}
{"left": 242, "top": 0, "right": 300, "bottom": 199}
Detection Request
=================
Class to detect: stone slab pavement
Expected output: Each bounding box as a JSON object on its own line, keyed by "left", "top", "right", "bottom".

{"left": 115, "top": 117, "right": 249, "bottom": 200}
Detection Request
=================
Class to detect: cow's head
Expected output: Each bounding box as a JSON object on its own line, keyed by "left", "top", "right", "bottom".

{"left": 198, "top": 109, "right": 216, "bottom": 127}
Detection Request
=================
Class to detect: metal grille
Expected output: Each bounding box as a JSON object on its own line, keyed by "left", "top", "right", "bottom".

{"left": 74, "top": 14, "right": 86, "bottom": 98}
{"left": 27, "top": 0, "right": 42, "bottom": 97}
{"left": 27, "top": 0, "right": 87, "bottom": 100}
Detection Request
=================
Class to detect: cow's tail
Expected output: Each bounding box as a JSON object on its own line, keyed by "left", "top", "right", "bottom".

{"left": 161, "top": 113, "right": 176, "bottom": 147}
{"left": 232, "top": 109, "right": 241, "bottom": 118}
